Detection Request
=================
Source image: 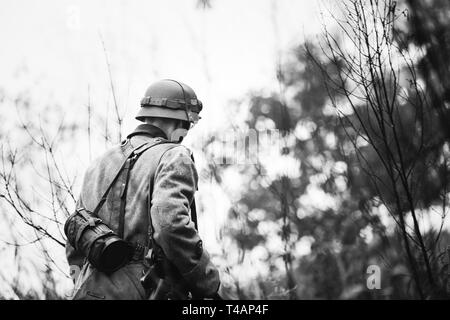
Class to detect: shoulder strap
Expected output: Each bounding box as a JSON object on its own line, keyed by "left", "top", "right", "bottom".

{"left": 117, "top": 140, "right": 174, "bottom": 238}
{"left": 91, "top": 139, "right": 172, "bottom": 219}
{"left": 91, "top": 142, "right": 147, "bottom": 216}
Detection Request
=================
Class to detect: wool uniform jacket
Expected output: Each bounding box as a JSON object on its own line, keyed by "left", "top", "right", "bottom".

{"left": 66, "top": 124, "right": 220, "bottom": 299}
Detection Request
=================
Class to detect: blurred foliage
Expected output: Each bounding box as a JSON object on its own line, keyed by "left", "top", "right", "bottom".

{"left": 204, "top": 0, "right": 450, "bottom": 299}
{"left": 197, "top": 0, "right": 213, "bottom": 10}
{"left": 396, "top": 0, "right": 450, "bottom": 140}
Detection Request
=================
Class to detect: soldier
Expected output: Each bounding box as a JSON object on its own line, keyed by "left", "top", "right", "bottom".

{"left": 65, "top": 79, "right": 221, "bottom": 300}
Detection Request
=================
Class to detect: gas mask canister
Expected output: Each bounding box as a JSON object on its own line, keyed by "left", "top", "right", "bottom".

{"left": 64, "top": 208, "right": 133, "bottom": 273}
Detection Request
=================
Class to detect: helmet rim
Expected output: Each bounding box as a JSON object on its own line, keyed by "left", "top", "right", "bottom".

{"left": 135, "top": 106, "right": 199, "bottom": 123}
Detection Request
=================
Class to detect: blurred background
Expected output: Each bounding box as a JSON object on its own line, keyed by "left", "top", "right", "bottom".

{"left": 0, "top": 0, "right": 449, "bottom": 299}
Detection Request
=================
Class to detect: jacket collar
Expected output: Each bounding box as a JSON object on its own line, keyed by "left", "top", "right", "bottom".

{"left": 127, "top": 123, "right": 168, "bottom": 140}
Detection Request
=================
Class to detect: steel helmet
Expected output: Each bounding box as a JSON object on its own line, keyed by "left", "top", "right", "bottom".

{"left": 136, "top": 79, "right": 203, "bottom": 126}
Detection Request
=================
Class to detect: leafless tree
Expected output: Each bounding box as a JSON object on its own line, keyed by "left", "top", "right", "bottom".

{"left": 307, "top": 0, "right": 449, "bottom": 298}
{"left": 0, "top": 42, "right": 124, "bottom": 298}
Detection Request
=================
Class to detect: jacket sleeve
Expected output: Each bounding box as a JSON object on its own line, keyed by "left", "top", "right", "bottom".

{"left": 150, "top": 146, "right": 220, "bottom": 297}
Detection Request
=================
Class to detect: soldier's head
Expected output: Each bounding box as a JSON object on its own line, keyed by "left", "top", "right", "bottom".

{"left": 136, "top": 79, "right": 202, "bottom": 142}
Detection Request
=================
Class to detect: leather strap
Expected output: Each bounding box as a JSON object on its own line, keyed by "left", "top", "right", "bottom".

{"left": 91, "top": 138, "right": 174, "bottom": 227}
{"left": 91, "top": 142, "right": 148, "bottom": 217}
{"left": 118, "top": 158, "right": 133, "bottom": 238}
{"left": 117, "top": 140, "right": 173, "bottom": 238}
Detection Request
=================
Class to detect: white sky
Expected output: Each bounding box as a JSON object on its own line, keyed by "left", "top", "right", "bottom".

{"left": 0, "top": 0, "right": 324, "bottom": 132}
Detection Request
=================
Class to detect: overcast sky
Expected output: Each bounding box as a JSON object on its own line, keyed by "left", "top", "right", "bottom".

{"left": 0, "top": 0, "right": 326, "bottom": 131}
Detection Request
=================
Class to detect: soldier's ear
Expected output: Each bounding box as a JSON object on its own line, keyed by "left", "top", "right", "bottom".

{"left": 170, "top": 128, "right": 188, "bottom": 142}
